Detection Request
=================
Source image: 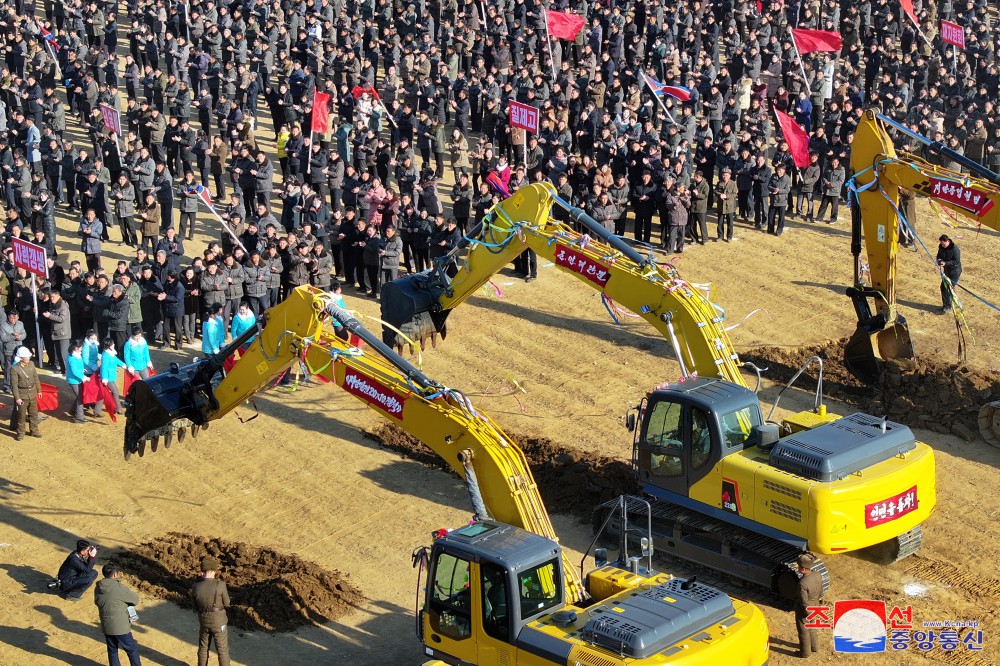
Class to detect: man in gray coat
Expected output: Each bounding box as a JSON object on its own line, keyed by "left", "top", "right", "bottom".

{"left": 111, "top": 173, "right": 137, "bottom": 247}
{"left": 78, "top": 209, "right": 104, "bottom": 272}
{"left": 766, "top": 164, "right": 792, "bottom": 236}
{"left": 0, "top": 311, "right": 26, "bottom": 393}
{"left": 94, "top": 564, "right": 142, "bottom": 666}
{"left": 796, "top": 154, "right": 821, "bottom": 222}
{"left": 817, "top": 157, "right": 846, "bottom": 224}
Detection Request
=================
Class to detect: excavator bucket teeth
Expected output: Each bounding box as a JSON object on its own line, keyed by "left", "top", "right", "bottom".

{"left": 844, "top": 322, "right": 914, "bottom": 385}
{"left": 124, "top": 379, "right": 177, "bottom": 453}
{"left": 123, "top": 362, "right": 219, "bottom": 456}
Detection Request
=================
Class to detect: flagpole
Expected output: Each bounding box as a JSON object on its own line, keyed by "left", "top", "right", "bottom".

{"left": 308, "top": 88, "right": 317, "bottom": 174}
{"left": 642, "top": 74, "right": 679, "bottom": 127}
{"left": 199, "top": 195, "right": 249, "bottom": 255}
{"left": 902, "top": 8, "right": 935, "bottom": 50}
{"left": 788, "top": 26, "right": 812, "bottom": 91}
{"left": 43, "top": 39, "right": 61, "bottom": 79}
{"left": 543, "top": 7, "right": 557, "bottom": 81}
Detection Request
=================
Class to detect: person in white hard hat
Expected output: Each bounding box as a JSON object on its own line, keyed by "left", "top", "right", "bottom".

{"left": 11, "top": 346, "right": 41, "bottom": 441}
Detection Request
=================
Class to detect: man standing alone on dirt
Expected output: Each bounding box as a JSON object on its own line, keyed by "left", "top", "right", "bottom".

{"left": 191, "top": 556, "right": 231, "bottom": 666}
{"left": 794, "top": 553, "right": 824, "bottom": 658}
{"left": 936, "top": 234, "right": 962, "bottom": 314}
{"left": 94, "top": 564, "right": 142, "bottom": 666}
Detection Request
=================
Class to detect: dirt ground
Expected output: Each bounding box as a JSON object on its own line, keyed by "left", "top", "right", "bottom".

{"left": 3, "top": 127, "right": 1000, "bottom": 665}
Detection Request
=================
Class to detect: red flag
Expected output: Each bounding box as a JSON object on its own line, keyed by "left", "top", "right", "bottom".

{"left": 312, "top": 90, "right": 331, "bottom": 133}
{"left": 900, "top": 0, "right": 917, "bottom": 24}
{"left": 350, "top": 85, "right": 381, "bottom": 102}
{"left": 82, "top": 373, "right": 101, "bottom": 404}
{"left": 196, "top": 184, "right": 213, "bottom": 210}
{"left": 546, "top": 10, "right": 585, "bottom": 40}
{"left": 39, "top": 26, "right": 60, "bottom": 52}
{"left": 774, "top": 109, "right": 812, "bottom": 169}
{"left": 790, "top": 28, "right": 843, "bottom": 54}
{"left": 98, "top": 381, "right": 118, "bottom": 421}
{"left": 81, "top": 374, "right": 118, "bottom": 420}
{"left": 123, "top": 371, "right": 137, "bottom": 397}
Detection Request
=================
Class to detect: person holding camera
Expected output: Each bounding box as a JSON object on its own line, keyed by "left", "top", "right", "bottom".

{"left": 54, "top": 539, "right": 99, "bottom": 601}
{"left": 95, "top": 563, "right": 143, "bottom": 666}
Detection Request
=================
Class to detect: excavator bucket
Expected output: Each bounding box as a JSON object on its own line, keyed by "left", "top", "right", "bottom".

{"left": 843, "top": 320, "right": 915, "bottom": 385}
{"left": 123, "top": 360, "right": 221, "bottom": 458}
{"left": 380, "top": 272, "right": 451, "bottom": 351}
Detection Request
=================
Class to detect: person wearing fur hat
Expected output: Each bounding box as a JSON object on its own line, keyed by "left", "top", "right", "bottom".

{"left": 191, "top": 555, "right": 231, "bottom": 666}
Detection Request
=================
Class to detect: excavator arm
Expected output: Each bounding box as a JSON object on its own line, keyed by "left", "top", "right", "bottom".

{"left": 846, "top": 110, "right": 1000, "bottom": 382}
{"left": 123, "top": 285, "right": 588, "bottom": 603}
{"left": 381, "top": 182, "right": 746, "bottom": 387}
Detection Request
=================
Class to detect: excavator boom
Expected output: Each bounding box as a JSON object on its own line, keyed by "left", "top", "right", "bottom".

{"left": 381, "top": 182, "right": 745, "bottom": 387}
{"left": 123, "top": 285, "right": 587, "bottom": 602}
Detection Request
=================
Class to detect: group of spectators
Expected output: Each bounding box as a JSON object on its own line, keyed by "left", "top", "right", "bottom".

{"left": 0, "top": 0, "right": 994, "bottom": 389}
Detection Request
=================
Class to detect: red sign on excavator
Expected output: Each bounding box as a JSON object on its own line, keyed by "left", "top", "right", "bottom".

{"left": 928, "top": 178, "right": 994, "bottom": 216}
{"left": 341, "top": 367, "right": 406, "bottom": 419}
{"left": 553, "top": 244, "right": 610, "bottom": 287}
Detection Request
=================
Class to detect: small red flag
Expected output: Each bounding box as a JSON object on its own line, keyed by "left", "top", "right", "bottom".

{"left": 900, "top": 0, "right": 918, "bottom": 24}
{"left": 123, "top": 371, "right": 136, "bottom": 397}
{"left": 350, "top": 85, "right": 380, "bottom": 102}
{"left": 790, "top": 28, "right": 843, "bottom": 54}
{"left": 546, "top": 10, "right": 586, "bottom": 40}
{"left": 774, "top": 109, "right": 812, "bottom": 169}
{"left": 82, "top": 373, "right": 100, "bottom": 404}
{"left": 99, "top": 382, "right": 118, "bottom": 422}
{"left": 312, "top": 89, "right": 331, "bottom": 133}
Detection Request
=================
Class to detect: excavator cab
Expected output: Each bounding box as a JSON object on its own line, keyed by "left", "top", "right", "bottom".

{"left": 634, "top": 380, "right": 766, "bottom": 500}
{"left": 417, "top": 521, "right": 566, "bottom": 665}
{"left": 418, "top": 519, "right": 771, "bottom": 666}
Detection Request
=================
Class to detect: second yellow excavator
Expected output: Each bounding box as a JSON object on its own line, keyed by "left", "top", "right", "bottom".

{"left": 376, "top": 183, "right": 935, "bottom": 601}
{"left": 847, "top": 110, "right": 1000, "bottom": 383}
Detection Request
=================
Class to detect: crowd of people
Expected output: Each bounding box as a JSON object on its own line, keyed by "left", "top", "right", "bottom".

{"left": 0, "top": 0, "right": 990, "bottom": 391}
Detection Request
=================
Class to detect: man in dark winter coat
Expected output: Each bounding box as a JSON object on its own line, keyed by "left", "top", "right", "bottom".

{"left": 55, "top": 539, "right": 99, "bottom": 600}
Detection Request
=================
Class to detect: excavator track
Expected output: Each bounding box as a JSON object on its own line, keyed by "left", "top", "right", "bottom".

{"left": 889, "top": 525, "right": 923, "bottom": 562}
{"left": 595, "top": 496, "right": 830, "bottom": 606}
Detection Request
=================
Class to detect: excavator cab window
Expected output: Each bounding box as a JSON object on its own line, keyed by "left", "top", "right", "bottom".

{"left": 691, "top": 408, "right": 712, "bottom": 470}
{"left": 720, "top": 406, "right": 762, "bottom": 450}
{"left": 517, "top": 559, "right": 561, "bottom": 620}
{"left": 643, "top": 399, "right": 684, "bottom": 477}
{"left": 429, "top": 550, "right": 473, "bottom": 640}
{"left": 481, "top": 561, "right": 510, "bottom": 641}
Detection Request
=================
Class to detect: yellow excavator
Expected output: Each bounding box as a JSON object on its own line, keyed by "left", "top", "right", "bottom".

{"left": 123, "top": 286, "right": 771, "bottom": 666}
{"left": 847, "top": 110, "right": 1000, "bottom": 445}
{"left": 379, "top": 182, "right": 936, "bottom": 599}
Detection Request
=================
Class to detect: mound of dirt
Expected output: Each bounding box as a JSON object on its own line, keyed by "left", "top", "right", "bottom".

{"left": 743, "top": 338, "right": 1000, "bottom": 442}
{"left": 366, "top": 424, "right": 638, "bottom": 518}
{"left": 111, "top": 533, "right": 364, "bottom": 632}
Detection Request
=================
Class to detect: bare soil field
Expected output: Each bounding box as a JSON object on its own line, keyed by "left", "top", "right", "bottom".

{"left": 1, "top": 163, "right": 999, "bottom": 665}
